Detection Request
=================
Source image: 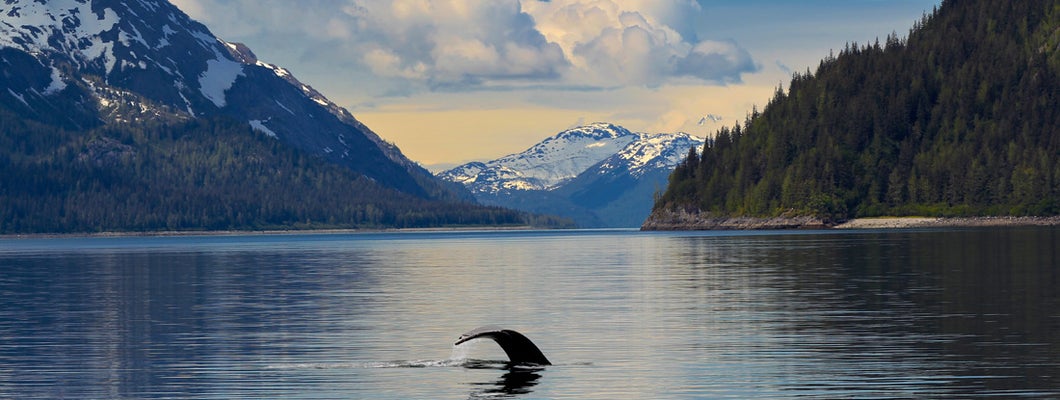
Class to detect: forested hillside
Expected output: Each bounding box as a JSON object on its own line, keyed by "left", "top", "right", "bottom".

{"left": 0, "top": 109, "right": 565, "bottom": 233}
{"left": 653, "top": 0, "right": 1059, "bottom": 224}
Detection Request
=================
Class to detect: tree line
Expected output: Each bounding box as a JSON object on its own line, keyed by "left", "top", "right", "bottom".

{"left": 657, "top": 0, "right": 1060, "bottom": 222}
{"left": 0, "top": 110, "right": 571, "bottom": 233}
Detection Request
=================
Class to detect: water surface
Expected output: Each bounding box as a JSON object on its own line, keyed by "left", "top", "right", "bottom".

{"left": 1, "top": 228, "right": 1058, "bottom": 398}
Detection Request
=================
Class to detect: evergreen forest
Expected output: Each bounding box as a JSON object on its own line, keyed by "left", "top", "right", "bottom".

{"left": 656, "top": 0, "right": 1060, "bottom": 222}
{"left": 0, "top": 109, "right": 568, "bottom": 233}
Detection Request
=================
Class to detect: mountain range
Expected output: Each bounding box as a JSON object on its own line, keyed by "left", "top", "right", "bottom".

{"left": 0, "top": 0, "right": 559, "bottom": 232}
{"left": 440, "top": 123, "right": 705, "bottom": 227}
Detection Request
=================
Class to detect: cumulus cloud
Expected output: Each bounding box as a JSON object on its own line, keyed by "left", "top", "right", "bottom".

{"left": 336, "top": 0, "right": 569, "bottom": 87}
{"left": 170, "top": 0, "right": 759, "bottom": 90}
{"left": 525, "top": 0, "right": 758, "bottom": 86}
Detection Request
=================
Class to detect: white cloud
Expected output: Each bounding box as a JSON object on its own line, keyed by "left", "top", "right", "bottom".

{"left": 525, "top": 0, "right": 757, "bottom": 86}
{"left": 168, "top": 0, "right": 758, "bottom": 92}
{"left": 337, "top": 0, "right": 568, "bottom": 87}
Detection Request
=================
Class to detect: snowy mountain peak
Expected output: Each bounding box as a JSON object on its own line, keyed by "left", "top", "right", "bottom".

{"left": 600, "top": 132, "right": 704, "bottom": 178}
{"left": 439, "top": 124, "right": 704, "bottom": 195}
{"left": 0, "top": 0, "right": 247, "bottom": 116}
{"left": 437, "top": 123, "right": 704, "bottom": 227}
{"left": 439, "top": 124, "right": 639, "bottom": 193}
{"left": 1, "top": 0, "right": 456, "bottom": 199}
{"left": 551, "top": 122, "right": 635, "bottom": 141}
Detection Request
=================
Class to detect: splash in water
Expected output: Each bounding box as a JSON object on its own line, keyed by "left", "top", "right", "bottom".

{"left": 264, "top": 342, "right": 504, "bottom": 370}
{"left": 450, "top": 340, "right": 474, "bottom": 362}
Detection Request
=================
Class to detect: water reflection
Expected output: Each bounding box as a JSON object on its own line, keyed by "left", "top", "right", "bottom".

{"left": 0, "top": 244, "right": 382, "bottom": 398}
{"left": 662, "top": 228, "right": 1060, "bottom": 397}
{"left": 0, "top": 228, "right": 1058, "bottom": 398}
{"left": 466, "top": 364, "right": 543, "bottom": 398}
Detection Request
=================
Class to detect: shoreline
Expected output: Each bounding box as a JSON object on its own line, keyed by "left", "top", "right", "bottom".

{"left": 832, "top": 216, "right": 1060, "bottom": 229}
{"left": 641, "top": 208, "right": 1060, "bottom": 231}
{"left": 0, "top": 225, "right": 541, "bottom": 240}
{"left": 5, "top": 216, "right": 1060, "bottom": 239}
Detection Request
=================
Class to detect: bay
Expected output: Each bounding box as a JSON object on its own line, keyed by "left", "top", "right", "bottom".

{"left": 1, "top": 228, "right": 1058, "bottom": 399}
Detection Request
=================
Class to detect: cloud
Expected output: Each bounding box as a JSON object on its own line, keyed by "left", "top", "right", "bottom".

{"left": 338, "top": 1, "right": 569, "bottom": 87}
{"left": 169, "top": 0, "right": 759, "bottom": 92}
{"left": 775, "top": 60, "right": 793, "bottom": 75}
{"left": 525, "top": 0, "right": 758, "bottom": 86}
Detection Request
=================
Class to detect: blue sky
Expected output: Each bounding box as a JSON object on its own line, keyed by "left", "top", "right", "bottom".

{"left": 170, "top": 0, "right": 940, "bottom": 169}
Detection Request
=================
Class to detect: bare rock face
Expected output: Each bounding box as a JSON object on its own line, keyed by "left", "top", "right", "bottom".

{"left": 77, "top": 137, "right": 136, "bottom": 168}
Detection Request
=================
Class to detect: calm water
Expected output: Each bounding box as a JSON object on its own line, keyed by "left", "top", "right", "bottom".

{"left": 1, "top": 228, "right": 1059, "bottom": 399}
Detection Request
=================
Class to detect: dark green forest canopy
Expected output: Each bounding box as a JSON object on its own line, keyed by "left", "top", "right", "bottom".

{"left": 656, "top": 0, "right": 1060, "bottom": 221}
{"left": 0, "top": 111, "right": 570, "bottom": 233}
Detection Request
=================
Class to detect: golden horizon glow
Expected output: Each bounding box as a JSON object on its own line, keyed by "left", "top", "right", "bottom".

{"left": 355, "top": 82, "right": 778, "bottom": 168}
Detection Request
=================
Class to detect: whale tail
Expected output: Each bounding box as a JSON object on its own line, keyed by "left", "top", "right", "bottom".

{"left": 456, "top": 326, "right": 551, "bottom": 366}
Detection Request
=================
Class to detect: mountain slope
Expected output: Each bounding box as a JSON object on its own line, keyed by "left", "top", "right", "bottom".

{"left": 0, "top": 112, "right": 533, "bottom": 233}
{"left": 0, "top": 0, "right": 544, "bottom": 233}
{"left": 649, "top": 0, "right": 1060, "bottom": 228}
{"left": 441, "top": 123, "right": 705, "bottom": 227}
{"left": 0, "top": 0, "right": 460, "bottom": 199}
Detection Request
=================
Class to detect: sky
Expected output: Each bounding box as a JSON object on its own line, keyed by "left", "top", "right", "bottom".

{"left": 169, "top": 0, "right": 941, "bottom": 171}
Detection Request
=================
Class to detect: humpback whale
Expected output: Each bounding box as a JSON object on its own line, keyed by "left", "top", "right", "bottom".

{"left": 455, "top": 326, "right": 551, "bottom": 366}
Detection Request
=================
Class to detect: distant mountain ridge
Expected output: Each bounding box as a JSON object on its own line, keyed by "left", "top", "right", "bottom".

{"left": 441, "top": 123, "right": 639, "bottom": 193}
{"left": 440, "top": 123, "right": 705, "bottom": 227}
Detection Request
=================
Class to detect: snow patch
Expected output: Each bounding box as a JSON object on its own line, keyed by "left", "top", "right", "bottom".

{"left": 43, "top": 66, "right": 67, "bottom": 95}
{"left": 275, "top": 100, "right": 295, "bottom": 115}
{"left": 249, "top": 119, "right": 278, "bottom": 138}
{"left": 7, "top": 88, "right": 29, "bottom": 108}
{"left": 81, "top": 37, "right": 118, "bottom": 74}
{"left": 254, "top": 60, "right": 292, "bottom": 79}
{"left": 0, "top": 1, "right": 120, "bottom": 72}
{"left": 198, "top": 58, "right": 244, "bottom": 107}
{"left": 119, "top": 25, "right": 148, "bottom": 48}
{"left": 173, "top": 81, "right": 195, "bottom": 115}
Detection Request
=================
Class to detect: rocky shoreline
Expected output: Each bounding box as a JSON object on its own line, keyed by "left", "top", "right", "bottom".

{"left": 832, "top": 216, "right": 1060, "bottom": 229}
{"left": 640, "top": 209, "right": 830, "bottom": 230}
{"left": 641, "top": 209, "right": 1060, "bottom": 230}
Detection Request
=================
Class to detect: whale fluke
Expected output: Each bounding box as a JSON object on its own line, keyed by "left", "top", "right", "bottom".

{"left": 455, "top": 326, "right": 551, "bottom": 366}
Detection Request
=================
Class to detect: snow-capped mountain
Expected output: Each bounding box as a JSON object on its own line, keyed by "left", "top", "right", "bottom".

{"left": 439, "top": 123, "right": 705, "bottom": 227}
{"left": 0, "top": 0, "right": 457, "bottom": 199}
{"left": 441, "top": 123, "right": 639, "bottom": 193}
{"left": 592, "top": 132, "right": 705, "bottom": 178}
